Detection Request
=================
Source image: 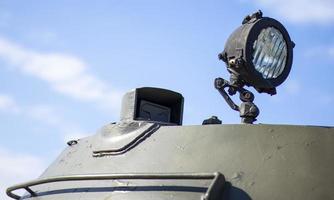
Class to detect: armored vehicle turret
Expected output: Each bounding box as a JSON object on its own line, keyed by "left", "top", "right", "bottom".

{"left": 6, "top": 11, "right": 334, "bottom": 200}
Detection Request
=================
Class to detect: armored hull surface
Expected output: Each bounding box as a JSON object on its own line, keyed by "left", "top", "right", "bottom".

{"left": 7, "top": 122, "right": 334, "bottom": 200}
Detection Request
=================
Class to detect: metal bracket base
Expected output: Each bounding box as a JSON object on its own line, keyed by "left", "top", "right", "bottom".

{"left": 214, "top": 77, "right": 259, "bottom": 124}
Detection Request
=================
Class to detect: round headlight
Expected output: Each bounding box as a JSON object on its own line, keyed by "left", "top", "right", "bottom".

{"left": 219, "top": 11, "right": 294, "bottom": 94}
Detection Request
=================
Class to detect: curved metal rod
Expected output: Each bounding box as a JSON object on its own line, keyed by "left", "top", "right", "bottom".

{"left": 6, "top": 172, "right": 225, "bottom": 200}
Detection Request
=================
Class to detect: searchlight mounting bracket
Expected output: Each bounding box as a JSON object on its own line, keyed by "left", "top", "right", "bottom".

{"left": 214, "top": 77, "right": 259, "bottom": 124}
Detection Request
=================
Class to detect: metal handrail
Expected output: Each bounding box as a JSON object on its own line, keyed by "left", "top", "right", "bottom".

{"left": 6, "top": 172, "right": 225, "bottom": 200}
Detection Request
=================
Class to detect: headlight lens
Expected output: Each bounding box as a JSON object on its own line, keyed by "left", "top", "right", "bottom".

{"left": 252, "top": 27, "right": 287, "bottom": 79}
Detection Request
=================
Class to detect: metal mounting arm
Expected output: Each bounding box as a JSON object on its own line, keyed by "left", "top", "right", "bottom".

{"left": 214, "top": 77, "right": 260, "bottom": 124}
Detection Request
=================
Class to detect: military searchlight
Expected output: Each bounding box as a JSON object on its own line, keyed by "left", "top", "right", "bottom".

{"left": 215, "top": 10, "right": 294, "bottom": 124}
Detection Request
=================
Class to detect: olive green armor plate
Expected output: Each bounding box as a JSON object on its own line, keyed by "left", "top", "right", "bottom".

{"left": 7, "top": 124, "right": 334, "bottom": 200}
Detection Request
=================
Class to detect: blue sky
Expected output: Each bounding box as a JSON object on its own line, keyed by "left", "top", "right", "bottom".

{"left": 0, "top": 0, "right": 334, "bottom": 199}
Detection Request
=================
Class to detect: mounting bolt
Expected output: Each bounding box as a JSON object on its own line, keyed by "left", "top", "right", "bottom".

{"left": 202, "top": 116, "right": 222, "bottom": 125}
{"left": 67, "top": 140, "right": 78, "bottom": 146}
{"left": 228, "top": 59, "right": 236, "bottom": 66}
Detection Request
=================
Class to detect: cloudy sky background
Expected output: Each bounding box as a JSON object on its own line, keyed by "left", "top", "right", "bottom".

{"left": 1, "top": 0, "right": 334, "bottom": 199}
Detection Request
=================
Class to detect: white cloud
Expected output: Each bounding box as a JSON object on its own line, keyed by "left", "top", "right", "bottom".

{"left": 25, "top": 104, "right": 62, "bottom": 126}
{"left": 0, "top": 36, "right": 123, "bottom": 113}
{"left": 0, "top": 94, "right": 20, "bottom": 113}
{"left": 23, "top": 104, "right": 88, "bottom": 141}
{"left": 0, "top": 94, "right": 87, "bottom": 142}
{"left": 0, "top": 147, "right": 46, "bottom": 200}
{"left": 24, "top": 104, "right": 89, "bottom": 142}
{"left": 0, "top": 94, "right": 63, "bottom": 127}
{"left": 249, "top": 0, "right": 334, "bottom": 24}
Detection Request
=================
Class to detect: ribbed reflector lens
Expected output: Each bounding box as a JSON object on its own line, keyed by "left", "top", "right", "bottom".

{"left": 252, "top": 27, "right": 287, "bottom": 79}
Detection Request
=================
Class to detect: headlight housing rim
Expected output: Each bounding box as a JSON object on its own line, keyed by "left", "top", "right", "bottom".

{"left": 245, "top": 17, "right": 294, "bottom": 88}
